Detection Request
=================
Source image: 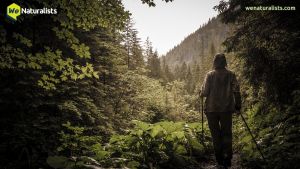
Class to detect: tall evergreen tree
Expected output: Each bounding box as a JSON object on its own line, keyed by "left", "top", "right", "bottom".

{"left": 210, "top": 42, "right": 216, "bottom": 56}
{"left": 161, "top": 56, "right": 174, "bottom": 83}
{"left": 174, "top": 64, "right": 181, "bottom": 80}
{"left": 192, "top": 63, "right": 201, "bottom": 82}
{"left": 185, "top": 65, "right": 194, "bottom": 94}
{"left": 147, "top": 50, "right": 161, "bottom": 79}
{"left": 144, "top": 37, "right": 153, "bottom": 61}
{"left": 123, "top": 19, "right": 144, "bottom": 70}
{"left": 131, "top": 31, "right": 144, "bottom": 69}
{"left": 179, "top": 62, "right": 188, "bottom": 80}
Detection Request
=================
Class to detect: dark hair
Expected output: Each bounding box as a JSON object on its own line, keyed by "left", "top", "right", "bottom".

{"left": 213, "top": 53, "right": 227, "bottom": 69}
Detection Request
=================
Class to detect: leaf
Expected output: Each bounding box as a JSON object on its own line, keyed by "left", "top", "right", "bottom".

{"left": 171, "top": 131, "right": 185, "bottom": 140}
{"left": 17, "top": 61, "right": 26, "bottom": 68}
{"left": 150, "top": 125, "right": 165, "bottom": 138}
{"left": 189, "top": 138, "right": 204, "bottom": 153}
{"left": 95, "top": 150, "right": 109, "bottom": 160}
{"left": 174, "top": 145, "right": 187, "bottom": 155}
{"left": 127, "top": 161, "right": 140, "bottom": 169}
{"left": 71, "top": 73, "right": 78, "bottom": 80}
{"left": 91, "top": 143, "right": 110, "bottom": 160}
{"left": 82, "top": 66, "right": 87, "bottom": 74}
{"left": 156, "top": 121, "right": 176, "bottom": 133}
{"left": 93, "top": 72, "right": 99, "bottom": 79}
{"left": 132, "top": 120, "right": 149, "bottom": 130}
{"left": 78, "top": 74, "right": 85, "bottom": 79}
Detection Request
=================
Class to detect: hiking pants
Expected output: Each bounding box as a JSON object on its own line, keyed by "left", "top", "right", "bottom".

{"left": 206, "top": 112, "right": 233, "bottom": 164}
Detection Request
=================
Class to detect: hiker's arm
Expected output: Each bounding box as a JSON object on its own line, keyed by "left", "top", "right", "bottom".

{"left": 232, "top": 74, "right": 241, "bottom": 111}
{"left": 200, "top": 73, "right": 210, "bottom": 97}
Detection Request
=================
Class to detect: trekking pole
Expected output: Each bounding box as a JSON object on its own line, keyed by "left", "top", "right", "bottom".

{"left": 239, "top": 111, "right": 267, "bottom": 163}
{"left": 199, "top": 92, "right": 204, "bottom": 142}
{"left": 201, "top": 96, "right": 204, "bottom": 141}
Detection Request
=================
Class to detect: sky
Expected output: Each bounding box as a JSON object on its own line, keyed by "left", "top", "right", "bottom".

{"left": 122, "top": 0, "right": 220, "bottom": 56}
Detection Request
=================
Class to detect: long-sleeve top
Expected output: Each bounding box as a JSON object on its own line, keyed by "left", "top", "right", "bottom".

{"left": 201, "top": 68, "right": 241, "bottom": 113}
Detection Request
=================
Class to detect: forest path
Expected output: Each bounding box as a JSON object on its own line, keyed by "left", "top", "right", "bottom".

{"left": 199, "top": 153, "right": 246, "bottom": 169}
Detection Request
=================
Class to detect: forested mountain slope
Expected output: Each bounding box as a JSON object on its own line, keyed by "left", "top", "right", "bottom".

{"left": 163, "top": 17, "right": 230, "bottom": 70}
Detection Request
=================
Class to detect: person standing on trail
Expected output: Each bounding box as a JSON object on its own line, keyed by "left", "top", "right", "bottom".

{"left": 200, "top": 53, "right": 241, "bottom": 169}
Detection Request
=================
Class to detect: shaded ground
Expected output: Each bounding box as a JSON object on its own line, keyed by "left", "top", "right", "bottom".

{"left": 200, "top": 154, "right": 247, "bottom": 169}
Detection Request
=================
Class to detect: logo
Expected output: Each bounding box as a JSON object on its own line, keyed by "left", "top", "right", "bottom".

{"left": 7, "top": 3, "right": 21, "bottom": 21}
{"left": 6, "top": 3, "right": 57, "bottom": 21}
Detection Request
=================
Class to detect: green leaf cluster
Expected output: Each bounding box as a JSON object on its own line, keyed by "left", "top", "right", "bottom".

{"left": 48, "top": 120, "right": 211, "bottom": 169}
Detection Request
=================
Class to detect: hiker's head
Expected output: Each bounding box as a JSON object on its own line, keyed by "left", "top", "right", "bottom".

{"left": 213, "top": 53, "right": 227, "bottom": 69}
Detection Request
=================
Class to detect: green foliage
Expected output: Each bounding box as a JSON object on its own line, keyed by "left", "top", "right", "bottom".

{"left": 0, "top": 0, "right": 130, "bottom": 168}
{"left": 147, "top": 51, "right": 162, "bottom": 79}
{"left": 0, "top": 0, "right": 129, "bottom": 89}
{"left": 119, "top": 71, "right": 198, "bottom": 123}
{"left": 48, "top": 120, "right": 211, "bottom": 169}
{"left": 47, "top": 156, "right": 101, "bottom": 169}
{"left": 46, "top": 122, "right": 106, "bottom": 169}
{"left": 57, "top": 122, "right": 102, "bottom": 156}
{"left": 235, "top": 102, "right": 300, "bottom": 169}
{"left": 140, "top": 0, "right": 174, "bottom": 7}
{"left": 106, "top": 120, "right": 211, "bottom": 169}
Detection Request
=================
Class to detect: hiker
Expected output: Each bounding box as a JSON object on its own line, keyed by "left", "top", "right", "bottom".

{"left": 200, "top": 53, "right": 241, "bottom": 169}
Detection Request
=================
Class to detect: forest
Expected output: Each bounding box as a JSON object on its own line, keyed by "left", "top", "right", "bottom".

{"left": 0, "top": 0, "right": 299, "bottom": 169}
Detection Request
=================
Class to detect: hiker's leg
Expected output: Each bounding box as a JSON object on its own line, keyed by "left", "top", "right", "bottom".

{"left": 220, "top": 112, "right": 233, "bottom": 166}
{"left": 206, "top": 112, "right": 223, "bottom": 165}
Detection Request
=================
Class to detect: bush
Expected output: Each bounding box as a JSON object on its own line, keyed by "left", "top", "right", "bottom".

{"left": 47, "top": 120, "right": 212, "bottom": 169}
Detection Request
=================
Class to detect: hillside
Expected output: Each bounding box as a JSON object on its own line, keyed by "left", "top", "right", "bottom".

{"left": 163, "top": 17, "right": 230, "bottom": 70}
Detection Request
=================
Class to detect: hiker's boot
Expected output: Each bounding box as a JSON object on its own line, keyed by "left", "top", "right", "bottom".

{"left": 223, "top": 154, "right": 232, "bottom": 168}
{"left": 224, "top": 158, "right": 231, "bottom": 168}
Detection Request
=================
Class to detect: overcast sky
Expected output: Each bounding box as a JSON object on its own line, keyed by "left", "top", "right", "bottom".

{"left": 122, "top": 0, "right": 220, "bottom": 55}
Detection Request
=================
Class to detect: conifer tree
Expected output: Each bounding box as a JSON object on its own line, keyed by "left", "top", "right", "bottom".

{"left": 147, "top": 50, "right": 161, "bottom": 79}
{"left": 123, "top": 19, "right": 144, "bottom": 70}
{"left": 185, "top": 65, "right": 194, "bottom": 94}
{"left": 179, "top": 62, "right": 188, "bottom": 80}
